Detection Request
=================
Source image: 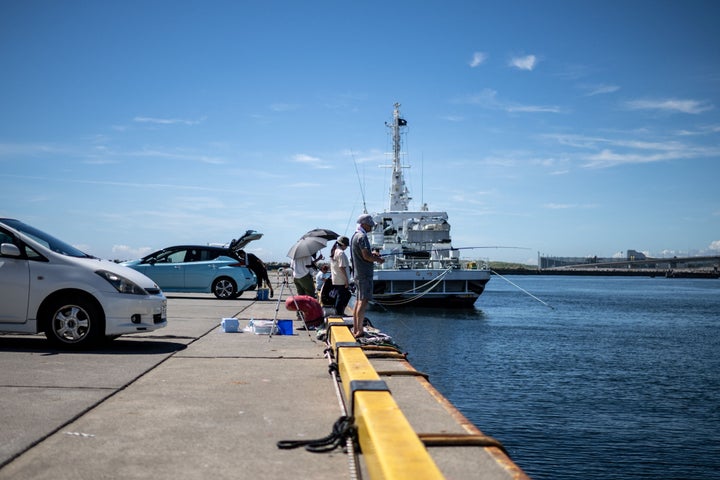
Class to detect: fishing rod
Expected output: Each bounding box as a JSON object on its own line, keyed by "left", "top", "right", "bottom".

{"left": 378, "top": 246, "right": 532, "bottom": 257}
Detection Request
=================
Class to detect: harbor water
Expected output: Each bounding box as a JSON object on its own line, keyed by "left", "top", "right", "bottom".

{"left": 369, "top": 275, "right": 720, "bottom": 480}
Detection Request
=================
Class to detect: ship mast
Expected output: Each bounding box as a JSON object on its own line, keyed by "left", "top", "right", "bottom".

{"left": 388, "top": 102, "right": 411, "bottom": 211}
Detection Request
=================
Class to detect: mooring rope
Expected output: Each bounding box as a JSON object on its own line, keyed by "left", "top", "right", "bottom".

{"left": 277, "top": 415, "right": 357, "bottom": 453}
{"left": 374, "top": 266, "right": 454, "bottom": 306}
{"left": 276, "top": 344, "right": 361, "bottom": 478}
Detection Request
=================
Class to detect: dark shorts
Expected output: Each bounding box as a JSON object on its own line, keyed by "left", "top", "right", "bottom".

{"left": 355, "top": 277, "right": 373, "bottom": 301}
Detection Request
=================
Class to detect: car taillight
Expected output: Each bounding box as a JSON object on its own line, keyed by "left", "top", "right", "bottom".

{"left": 229, "top": 262, "right": 245, "bottom": 267}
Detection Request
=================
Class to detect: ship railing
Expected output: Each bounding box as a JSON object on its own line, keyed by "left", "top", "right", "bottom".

{"left": 390, "top": 256, "right": 463, "bottom": 270}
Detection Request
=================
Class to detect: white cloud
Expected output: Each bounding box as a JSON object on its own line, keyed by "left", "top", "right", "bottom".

{"left": 111, "top": 244, "right": 154, "bottom": 261}
{"left": 462, "top": 88, "right": 500, "bottom": 107}
{"left": 509, "top": 54, "right": 537, "bottom": 71}
{"left": 625, "top": 98, "right": 714, "bottom": 114}
{"left": 675, "top": 124, "right": 720, "bottom": 136}
{"left": 709, "top": 240, "right": 720, "bottom": 251}
{"left": 583, "top": 84, "right": 620, "bottom": 96}
{"left": 544, "top": 133, "right": 720, "bottom": 168}
{"left": 291, "top": 153, "right": 332, "bottom": 169}
{"left": 83, "top": 159, "right": 119, "bottom": 165}
{"left": 270, "top": 103, "right": 301, "bottom": 112}
{"left": 582, "top": 141, "right": 720, "bottom": 168}
{"left": 469, "top": 51, "right": 487, "bottom": 67}
{"left": 459, "top": 88, "right": 562, "bottom": 113}
{"left": 133, "top": 116, "right": 205, "bottom": 125}
{"left": 543, "top": 203, "right": 597, "bottom": 209}
{"left": 506, "top": 104, "right": 563, "bottom": 113}
{"left": 583, "top": 149, "right": 682, "bottom": 168}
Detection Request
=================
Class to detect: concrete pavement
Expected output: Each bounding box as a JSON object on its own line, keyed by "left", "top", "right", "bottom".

{"left": 0, "top": 292, "right": 528, "bottom": 479}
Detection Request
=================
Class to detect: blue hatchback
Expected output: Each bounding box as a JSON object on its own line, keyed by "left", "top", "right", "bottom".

{"left": 122, "top": 245, "right": 256, "bottom": 299}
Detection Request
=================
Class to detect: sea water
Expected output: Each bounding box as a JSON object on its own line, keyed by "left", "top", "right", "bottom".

{"left": 369, "top": 275, "right": 720, "bottom": 480}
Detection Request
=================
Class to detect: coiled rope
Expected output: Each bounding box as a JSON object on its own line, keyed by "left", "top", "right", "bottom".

{"left": 277, "top": 415, "right": 357, "bottom": 453}
{"left": 276, "top": 346, "right": 360, "bottom": 478}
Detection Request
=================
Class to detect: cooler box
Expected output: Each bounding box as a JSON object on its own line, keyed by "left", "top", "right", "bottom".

{"left": 247, "top": 319, "right": 276, "bottom": 335}
{"left": 220, "top": 318, "right": 239, "bottom": 333}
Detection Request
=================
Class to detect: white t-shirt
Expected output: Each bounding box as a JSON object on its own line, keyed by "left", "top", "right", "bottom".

{"left": 331, "top": 249, "right": 350, "bottom": 286}
{"left": 291, "top": 255, "right": 313, "bottom": 278}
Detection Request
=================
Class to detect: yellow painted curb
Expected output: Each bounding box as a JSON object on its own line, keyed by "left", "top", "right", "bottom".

{"left": 327, "top": 317, "right": 444, "bottom": 479}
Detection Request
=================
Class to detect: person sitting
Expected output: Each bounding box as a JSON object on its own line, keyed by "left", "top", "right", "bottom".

{"left": 315, "top": 264, "right": 330, "bottom": 301}
{"left": 285, "top": 295, "right": 324, "bottom": 329}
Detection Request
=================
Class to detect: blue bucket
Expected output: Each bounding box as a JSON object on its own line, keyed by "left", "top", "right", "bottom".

{"left": 256, "top": 288, "right": 269, "bottom": 301}
{"left": 277, "top": 319, "right": 293, "bottom": 335}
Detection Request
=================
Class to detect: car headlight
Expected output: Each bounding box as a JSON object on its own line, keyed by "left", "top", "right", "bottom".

{"left": 96, "top": 270, "right": 148, "bottom": 295}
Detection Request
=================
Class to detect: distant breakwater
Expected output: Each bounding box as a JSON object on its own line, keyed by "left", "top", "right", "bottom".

{"left": 492, "top": 268, "right": 719, "bottom": 279}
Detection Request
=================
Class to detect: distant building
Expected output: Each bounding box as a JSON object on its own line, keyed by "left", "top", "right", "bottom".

{"left": 539, "top": 249, "right": 719, "bottom": 275}
{"left": 626, "top": 250, "right": 646, "bottom": 261}
{"left": 540, "top": 249, "right": 646, "bottom": 269}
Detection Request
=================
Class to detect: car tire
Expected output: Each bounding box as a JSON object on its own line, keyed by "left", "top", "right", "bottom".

{"left": 212, "top": 277, "right": 238, "bottom": 299}
{"left": 43, "top": 295, "right": 104, "bottom": 349}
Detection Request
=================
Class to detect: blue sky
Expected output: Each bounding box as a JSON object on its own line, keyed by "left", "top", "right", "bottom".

{"left": 1, "top": 0, "right": 718, "bottom": 265}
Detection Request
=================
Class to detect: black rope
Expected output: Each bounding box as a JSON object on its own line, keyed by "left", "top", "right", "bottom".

{"left": 277, "top": 416, "right": 357, "bottom": 453}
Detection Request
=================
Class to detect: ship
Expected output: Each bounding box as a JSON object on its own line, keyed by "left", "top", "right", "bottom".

{"left": 366, "top": 103, "right": 492, "bottom": 307}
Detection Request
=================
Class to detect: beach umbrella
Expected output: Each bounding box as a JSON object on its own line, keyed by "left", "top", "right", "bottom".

{"left": 301, "top": 228, "right": 339, "bottom": 240}
{"left": 287, "top": 236, "right": 328, "bottom": 259}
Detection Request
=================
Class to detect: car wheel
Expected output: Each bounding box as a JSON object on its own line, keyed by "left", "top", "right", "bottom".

{"left": 212, "top": 277, "right": 237, "bottom": 299}
{"left": 44, "top": 295, "right": 104, "bottom": 348}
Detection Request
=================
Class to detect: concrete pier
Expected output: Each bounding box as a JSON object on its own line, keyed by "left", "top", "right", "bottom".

{"left": 0, "top": 292, "right": 528, "bottom": 479}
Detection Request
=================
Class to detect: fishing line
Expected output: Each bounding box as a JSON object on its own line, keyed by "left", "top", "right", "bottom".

{"left": 491, "top": 270, "right": 554, "bottom": 309}
{"left": 350, "top": 150, "right": 367, "bottom": 214}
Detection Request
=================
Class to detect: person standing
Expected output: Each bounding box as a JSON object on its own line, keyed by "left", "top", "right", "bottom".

{"left": 239, "top": 250, "right": 274, "bottom": 298}
{"left": 351, "top": 214, "right": 384, "bottom": 337}
{"left": 291, "top": 253, "right": 320, "bottom": 297}
{"left": 330, "top": 236, "right": 352, "bottom": 316}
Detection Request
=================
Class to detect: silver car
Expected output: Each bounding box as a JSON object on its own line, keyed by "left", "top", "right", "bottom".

{"left": 0, "top": 218, "right": 167, "bottom": 348}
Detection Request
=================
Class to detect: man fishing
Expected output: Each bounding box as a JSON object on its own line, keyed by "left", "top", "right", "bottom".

{"left": 350, "top": 214, "right": 384, "bottom": 337}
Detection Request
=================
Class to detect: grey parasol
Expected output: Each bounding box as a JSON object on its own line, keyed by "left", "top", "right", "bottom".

{"left": 301, "top": 228, "right": 339, "bottom": 240}
{"left": 287, "top": 236, "right": 328, "bottom": 259}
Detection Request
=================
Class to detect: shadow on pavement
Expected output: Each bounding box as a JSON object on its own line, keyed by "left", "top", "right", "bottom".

{"left": 165, "top": 294, "right": 255, "bottom": 301}
{"left": 0, "top": 335, "right": 188, "bottom": 355}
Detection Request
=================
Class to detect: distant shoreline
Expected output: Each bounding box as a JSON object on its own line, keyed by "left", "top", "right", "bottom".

{"left": 263, "top": 263, "right": 719, "bottom": 279}
{"left": 491, "top": 268, "right": 719, "bottom": 279}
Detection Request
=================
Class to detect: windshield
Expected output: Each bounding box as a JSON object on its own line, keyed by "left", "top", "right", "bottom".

{"left": 1, "top": 218, "right": 92, "bottom": 258}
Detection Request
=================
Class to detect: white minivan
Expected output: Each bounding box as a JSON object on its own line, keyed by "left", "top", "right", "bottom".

{"left": 0, "top": 218, "right": 167, "bottom": 348}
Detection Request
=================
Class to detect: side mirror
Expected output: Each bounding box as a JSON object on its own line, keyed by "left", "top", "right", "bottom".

{"left": 147, "top": 257, "right": 158, "bottom": 265}
{"left": 0, "top": 243, "right": 21, "bottom": 257}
